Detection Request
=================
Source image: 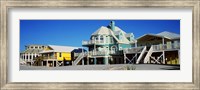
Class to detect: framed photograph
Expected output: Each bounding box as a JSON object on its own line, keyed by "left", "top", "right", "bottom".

{"left": 1, "top": 0, "right": 199, "bottom": 90}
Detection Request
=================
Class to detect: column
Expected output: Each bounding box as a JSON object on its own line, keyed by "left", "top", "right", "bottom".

{"left": 52, "top": 60, "right": 54, "bottom": 67}
{"left": 104, "top": 57, "right": 109, "bottom": 65}
{"left": 35, "top": 53, "right": 37, "bottom": 58}
{"left": 162, "top": 37, "right": 165, "bottom": 64}
{"left": 41, "top": 61, "right": 43, "bottom": 66}
{"left": 82, "top": 59, "right": 84, "bottom": 65}
{"left": 24, "top": 54, "right": 27, "bottom": 65}
{"left": 124, "top": 53, "right": 126, "bottom": 64}
{"left": 94, "top": 57, "right": 97, "bottom": 65}
{"left": 162, "top": 51, "right": 165, "bottom": 64}
{"left": 27, "top": 53, "right": 30, "bottom": 63}
{"left": 31, "top": 53, "right": 34, "bottom": 66}
{"left": 46, "top": 60, "right": 48, "bottom": 67}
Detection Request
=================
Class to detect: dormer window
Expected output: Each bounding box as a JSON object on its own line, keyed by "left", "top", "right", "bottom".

{"left": 100, "top": 35, "right": 104, "bottom": 40}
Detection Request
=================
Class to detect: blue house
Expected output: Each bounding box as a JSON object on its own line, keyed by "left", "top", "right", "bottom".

{"left": 72, "top": 21, "right": 180, "bottom": 65}
{"left": 73, "top": 21, "right": 136, "bottom": 65}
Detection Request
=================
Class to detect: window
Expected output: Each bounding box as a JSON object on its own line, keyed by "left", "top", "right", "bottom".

{"left": 110, "top": 37, "right": 113, "bottom": 43}
{"left": 59, "top": 53, "right": 62, "bottom": 57}
{"left": 100, "top": 35, "right": 104, "bottom": 40}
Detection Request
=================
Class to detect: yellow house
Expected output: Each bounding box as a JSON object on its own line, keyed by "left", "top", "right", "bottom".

{"left": 40, "top": 45, "right": 79, "bottom": 67}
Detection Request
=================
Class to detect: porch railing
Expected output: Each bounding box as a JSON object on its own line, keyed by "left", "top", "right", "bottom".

{"left": 82, "top": 40, "right": 105, "bottom": 45}
{"left": 152, "top": 43, "right": 180, "bottom": 51}
{"left": 123, "top": 46, "right": 145, "bottom": 53}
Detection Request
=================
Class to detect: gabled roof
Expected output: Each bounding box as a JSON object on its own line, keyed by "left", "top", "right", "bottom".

{"left": 156, "top": 31, "right": 180, "bottom": 39}
{"left": 91, "top": 25, "right": 133, "bottom": 44}
{"left": 137, "top": 31, "right": 180, "bottom": 41}
{"left": 91, "top": 26, "right": 111, "bottom": 35}
{"left": 22, "top": 49, "right": 43, "bottom": 54}
{"left": 40, "top": 45, "right": 80, "bottom": 53}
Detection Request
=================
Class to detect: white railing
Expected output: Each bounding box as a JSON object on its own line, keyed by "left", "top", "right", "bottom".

{"left": 73, "top": 53, "right": 85, "bottom": 65}
{"left": 82, "top": 40, "right": 105, "bottom": 45}
{"left": 144, "top": 46, "right": 153, "bottom": 63}
{"left": 152, "top": 43, "right": 180, "bottom": 51}
{"left": 136, "top": 46, "right": 147, "bottom": 64}
{"left": 123, "top": 46, "right": 144, "bottom": 53}
{"left": 88, "top": 51, "right": 108, "bottom": 56}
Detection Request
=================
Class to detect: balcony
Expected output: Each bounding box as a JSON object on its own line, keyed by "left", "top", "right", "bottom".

{"left": 152, "top": 43, "right": 180, "bottom": 51}
{"left": 88, "top": 51, "right": 108, "bottom": 56}
{"left": 123, "top": 46, "right": 145, "bottom": 54}
{"left": 82, "top": 40, "right": 105, "bottom": 45}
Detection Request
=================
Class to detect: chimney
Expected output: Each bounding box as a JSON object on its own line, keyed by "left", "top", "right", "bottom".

{"left": 110, "top": 21, "right": 115, "bottom": 31}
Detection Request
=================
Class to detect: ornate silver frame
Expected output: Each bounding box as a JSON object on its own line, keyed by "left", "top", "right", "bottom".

{"left": 0, "top": 0, "right": 199, "bottom": 89}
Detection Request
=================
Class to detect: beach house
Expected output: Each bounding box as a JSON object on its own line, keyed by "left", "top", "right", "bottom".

{"left": 39, "top": 45, "right": 79, "bottom": 67}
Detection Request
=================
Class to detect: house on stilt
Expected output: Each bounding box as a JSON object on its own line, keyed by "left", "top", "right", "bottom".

{"left": 73, "top": 21, "right": 180, "bottom": 65}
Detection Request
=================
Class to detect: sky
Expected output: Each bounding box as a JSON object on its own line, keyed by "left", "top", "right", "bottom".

{"left": 20, "top": 20, "right": 180, "bottom": 51}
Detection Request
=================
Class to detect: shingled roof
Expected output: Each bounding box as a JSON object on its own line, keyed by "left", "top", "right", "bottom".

{"left": 40, "top": 45, "right": 80, "bottom": 53}
{"left": 91, "top": 25, "right": 134, "bottom": 44}
{"left": 137, "top": 31, "right": 180, "bottom": 41}
{"left": 156, "top": 31, "right": 180, "bottom": 39}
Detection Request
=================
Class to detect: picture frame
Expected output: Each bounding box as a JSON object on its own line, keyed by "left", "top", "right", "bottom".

{"left": 0, "top": 0, "right": 199, "bottom": 89}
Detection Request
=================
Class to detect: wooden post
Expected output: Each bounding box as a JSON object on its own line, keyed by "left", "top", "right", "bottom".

{"left": 162, "top": 51, "right": 165, "bottom": 64}
{"left": 94, "top": 57, "right": 97, "bottom": 65}
{"left": 104, "top": 57, "right": 108, "bottom": 65}
{"left": 52, "top": 60, "right": 54, "bottom": 67}
{"left": 162, "top": 37, "right": 165, "bottom": 64}
{"left": 124, "top": 53, "right": 126, "bottom": 64}
{"left": 46, "top": 60, "right": 48, "bottom": 67}
{"left": 82, "top": 59, "right": 84, "bottom": 65}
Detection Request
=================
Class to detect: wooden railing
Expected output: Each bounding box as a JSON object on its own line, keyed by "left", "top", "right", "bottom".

{"left": 82, "top": 40, "right": 110, "bottom": 45}
{"left": 152, "top": 43, "right": 180, "bottom": 51}
{"left": 123, "top": 46, "right": 145, "bottom": 54}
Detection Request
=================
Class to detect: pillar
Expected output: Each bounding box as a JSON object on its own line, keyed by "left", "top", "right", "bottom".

{"left": 27, "top": 53, "right": 29, "bottom": 62}
{"left": 162, "top": 51, "right": 165, "bottom": 64}
{"left": 94, "top": 57, "right": 97, "bottom": 65}
{"left": 52, "top": 60, "right": 54, "bottom": 67}
{"left": 124, "top": 53, "right": 126, "bottom": 64}
{"left": 104, "top": 57, "right": 109, "bottom": 65}
{"left": 24, "top": 54, "right": 27, "bottom": 65}
{"left": 46, "top": 60, "right": 48, "bottom": 67}
{"left": 82, "top": 59, "right": 84, "bottom": 65}
{"left": 41, "top": 61, "right": 43, "bottom": 66}
{"left": 31, "top": 53, "right": 34, "bottom": 66}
